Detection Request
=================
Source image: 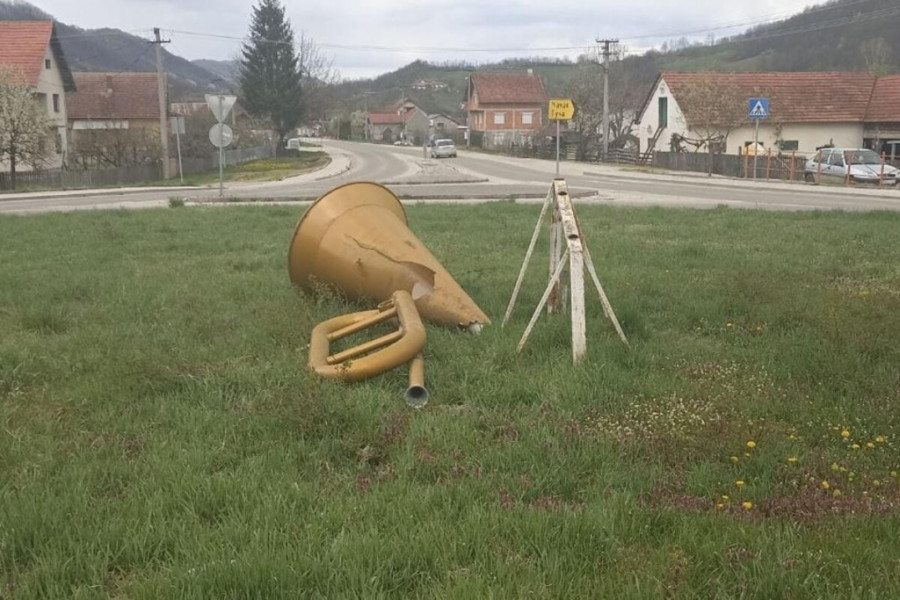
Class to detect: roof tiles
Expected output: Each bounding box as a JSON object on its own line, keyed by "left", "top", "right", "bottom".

{"left": 472, "top": 72, "right": 546, "bottom": 105}
{"left": 0, "top": 21, "right": 53, "bottom": 86}
{"left": 659, "top": 72, "right": 898, "bottom": 124}
{"left": 67, "top": 72, "right": 162, "bottom": 120}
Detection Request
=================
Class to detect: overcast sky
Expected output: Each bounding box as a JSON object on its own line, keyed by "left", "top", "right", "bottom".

{"left": 35, "top": 0, "right": 820, "bottom": 79}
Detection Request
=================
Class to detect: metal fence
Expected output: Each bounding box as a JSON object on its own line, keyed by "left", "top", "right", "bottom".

{"left": 0, "top": 145, "right": 275, "bottom": 192}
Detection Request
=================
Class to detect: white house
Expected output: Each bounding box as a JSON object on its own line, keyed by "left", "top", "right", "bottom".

{"left": 0, "top": 20, "right": 77, "bottom": 170}
{"left": 636, "top": 72, "right": 900, "bottom": 157}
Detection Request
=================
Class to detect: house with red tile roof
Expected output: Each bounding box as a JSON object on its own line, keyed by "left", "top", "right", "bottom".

{"left": 465, "top": 71, "right": 546, "bottom": 149}
{"left": 367, "top": 98, "right": 428, "bottom": 144}
{"left": 0, "top": 20, "right": 76, "bottom": 170}
{"left": 637, "top": 72, "right": 900, "bottom": 157}
{"left": 66, "top": 72, "right": 167, "bottom": 167}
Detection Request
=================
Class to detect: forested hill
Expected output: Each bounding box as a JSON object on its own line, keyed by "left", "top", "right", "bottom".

{"left": 332, "top": 0, "right": 899, "bottom": 118}
{"left": 0, "top": 0, "right": 227, "bottom": 98}
{"left": 2, "top": 0, "right": 897, "bottom": 114}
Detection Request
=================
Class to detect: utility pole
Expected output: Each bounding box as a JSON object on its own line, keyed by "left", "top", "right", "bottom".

{"left": 596, "top": 38, "right": 619, "bottom": 162}
{"left": 466, "top": 73, "right": 472, "bottom": 149}
{"left": 152, "top": 28, "right": 171, "bottom": 180}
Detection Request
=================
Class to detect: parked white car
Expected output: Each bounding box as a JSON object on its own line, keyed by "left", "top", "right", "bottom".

{"left": 805, "top": 148, "right": 899, "bottom": 185}
{"left": 430, "top": 139, "right": 457, "bottom": 159}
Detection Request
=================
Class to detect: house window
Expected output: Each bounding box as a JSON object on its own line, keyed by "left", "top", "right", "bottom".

{"left": 45, "top": 59, "right": 51, "bottom": 70}
{"left": 522, "top": 112, "right": 533, "bottom": 125}
{"left": 52, "top": 94, "right": 60, "bottom": 113}
{"left": 780, "top": 140, "right": 799, "bottom": 151}
{"left": 658, "top": 97, "right": 668, "bottom": 128}
{"left": 493, "top": 112, "right": 506, "bottom": 125}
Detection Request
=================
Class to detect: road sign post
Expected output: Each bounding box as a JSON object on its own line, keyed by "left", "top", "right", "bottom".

{"left": 748, "top": 98, "right": 770, "bottom": 180}
{"left": 548, "top": 99, "right": 575, "bottom": 178}
{"left": 218, "top": 96, "right": 224, "bottom": 197}
{"left": 205, "top": 94, "right": 237, "bottom": 197}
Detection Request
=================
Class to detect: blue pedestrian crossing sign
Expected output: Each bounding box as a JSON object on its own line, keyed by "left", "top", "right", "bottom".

{"left": 749, "top": 98, "right": 770, "bottom": 120}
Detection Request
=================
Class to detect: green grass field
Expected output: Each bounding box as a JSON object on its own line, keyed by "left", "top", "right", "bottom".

{"left": 1, "top": 203, "right": 899, "bottom": 598}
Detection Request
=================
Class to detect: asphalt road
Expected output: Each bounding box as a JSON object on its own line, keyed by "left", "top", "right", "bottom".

{"left": 2, "top": 140, "right": 900, "bottom": 214}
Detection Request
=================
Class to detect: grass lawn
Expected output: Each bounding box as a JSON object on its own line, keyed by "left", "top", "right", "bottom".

{"left": 1, "top": 203, "right": 899, "bottom": 598}
{"left": 178, "top": 153, "right": 330, "bottom": 186}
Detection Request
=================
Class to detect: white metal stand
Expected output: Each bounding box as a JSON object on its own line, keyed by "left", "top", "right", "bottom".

{"left": 502, "top": 178, "right": 629, "bottom": 363}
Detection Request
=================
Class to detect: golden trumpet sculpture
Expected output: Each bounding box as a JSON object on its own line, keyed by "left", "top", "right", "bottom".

{"left": 289, "top": 182, "right": 490, "bottom": 406}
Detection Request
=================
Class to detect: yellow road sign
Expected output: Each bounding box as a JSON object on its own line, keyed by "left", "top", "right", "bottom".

{"left": 548, "top": 98, "right": 575, "bottom": 120}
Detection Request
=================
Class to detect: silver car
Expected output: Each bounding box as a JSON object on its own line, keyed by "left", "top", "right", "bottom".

{"left": 805, "top": 148, "right": 899, "bottom": 185}
{"left": 430, "top": 139, "right": 457, "bottom": 159}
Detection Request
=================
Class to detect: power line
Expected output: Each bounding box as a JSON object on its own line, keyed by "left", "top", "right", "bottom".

{"left": 618, "top": 0, "right": 883, "bottom": 41}
{"left": 165, "top": 0, "right": 895, "bottom": 56}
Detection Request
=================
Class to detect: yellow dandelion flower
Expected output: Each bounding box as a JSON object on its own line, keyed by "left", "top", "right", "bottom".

{"left": 744, "top": 453, "right": 751, "bottom": 458}
{"left": 787, "top": 457, "right": 799, "bottom": 465}
{"left": 866, "top": 442, "right": 875, "bottom": 449}
{"left": 730, "top": 456, "right": 739, "bottom": 463}
{"left": 721, "top": 495, "right": 730, "bottom": 501}
{"left": 851, "top": 443, "right": 861, "bottom": 450}
{"left": 735, "top": 480, "right": 745, "bottom": 488}
{"left": 876, "top": 436, "right": 886, "bottom": 444}
{"left": 716, "top": 503, "right": 725, "bottom": 510}
{"left": 841, "top": 430, "right": 851, "bottom": 439}
{"left": 755, "top": 326, "right": 763, "bottom": 332}
{"left": 873, "top": 480, "right": 881, "bottom": 487}
{"left": 833, "top": 489, "right": 842, "bottom": 498}
{"left": 742, "top": 501, "right": 753, "bottom": 510}
{"left": 746, "top": 440, "right": 757, "bottom": 449}
{"left": 788, "top": 434, "right": 797, "bottom": 441}
{"left": 726, "top": 322, "right": 733, "bottom": 328}
{"left": 821, "top": 480, "right": 830, "bottom": 490}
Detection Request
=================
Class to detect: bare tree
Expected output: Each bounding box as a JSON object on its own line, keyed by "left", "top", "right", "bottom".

{"left": 297, "top": 31, "right": 338, "bottom": 124}
{"left": 671, "top": 74, "right": 747, "bottom": 175}
{"left": 565, "top": 64, "right": 604, "bottom": 160}
{"left": 0, "top": 68, "right": 52, "bottom": 189}
{"left": 71, "top": 127, "right": 161, "bottom": 169}
{"left": 564, "top": 62, "right": 642, "bottom": 160}
{"left": 861, "top": 37, "right": 894, "bottom": 76}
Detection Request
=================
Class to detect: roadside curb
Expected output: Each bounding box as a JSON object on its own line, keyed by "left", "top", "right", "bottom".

{"left": 382, "top": 178, "right": 490, "bottom": 185}
{"left": 313, "top": 157, "right": 352, "bottom": 181}
{"left": 0, "top": 186, "right": 201, "bottom": 202}
{"left": 581, "top": 170, "right": 900, "bottom": 198}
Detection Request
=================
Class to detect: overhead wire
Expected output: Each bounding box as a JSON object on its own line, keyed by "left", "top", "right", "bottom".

{"left": 165, "top": 0, "right": 896, "bottom": 56}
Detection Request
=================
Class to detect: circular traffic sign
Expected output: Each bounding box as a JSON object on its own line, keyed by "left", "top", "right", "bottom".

{"left": 209, "top": 123, "right": 234, "bottom": 148}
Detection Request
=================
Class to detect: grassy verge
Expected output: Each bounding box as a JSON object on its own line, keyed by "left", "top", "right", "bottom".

{"left": 177, "top": 153, "right": 330, "bottom": 186}
{"left": 1, "top": 204, "right": 899, "bottom": 597}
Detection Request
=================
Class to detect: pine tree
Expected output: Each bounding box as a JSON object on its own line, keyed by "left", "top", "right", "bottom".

{"left": 238, "top": 0, "right": 303, "bottom": 149}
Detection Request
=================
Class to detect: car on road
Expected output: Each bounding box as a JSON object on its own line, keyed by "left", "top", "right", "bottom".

{"left": 805, "top": 148, "right": 899, "bottom": 186}
{"left": 430, "top": 139, "right": 457, "bottom": 159}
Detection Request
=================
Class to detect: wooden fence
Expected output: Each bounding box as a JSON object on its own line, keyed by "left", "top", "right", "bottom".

{"left": 652, "top": 151, "right": 809, "bottom": 181}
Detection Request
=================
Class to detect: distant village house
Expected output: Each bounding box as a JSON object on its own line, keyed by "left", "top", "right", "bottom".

{"left": 67, "top": 72, "right": 166, "bottom": 168}
{"left": 367, "top": 98, "right": 428, "bottom": 144}
{"left": 465, "top": 70, "right": 546, "bottom": 149}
